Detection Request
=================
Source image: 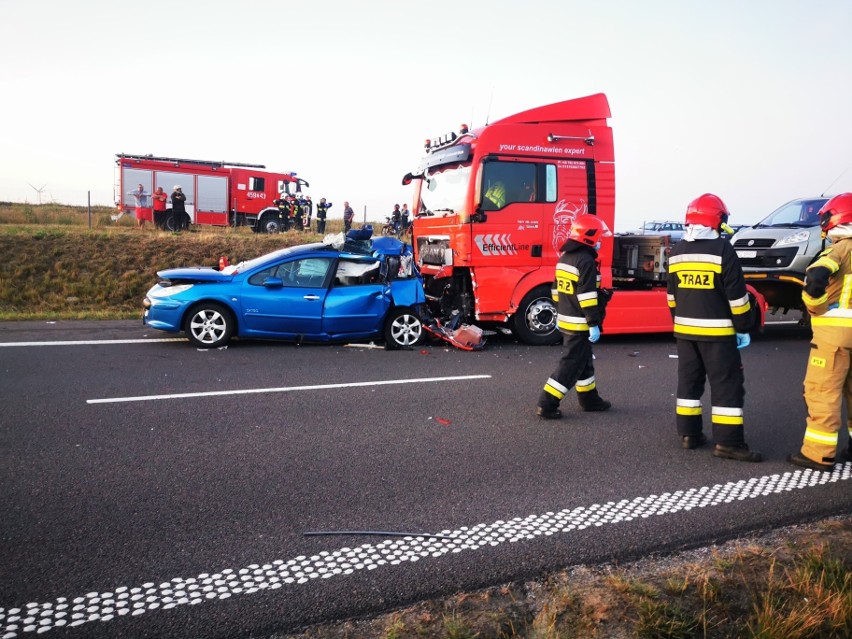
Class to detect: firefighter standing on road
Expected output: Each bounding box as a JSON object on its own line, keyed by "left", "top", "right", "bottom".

{"left": 535, "top": 214, "right": 613, "bottom": 419}
{"left": 788, "top": 193, "right": 852, "bottom": 472}
{"left": 667, "top": 193, "right": 761, "bottom": 462}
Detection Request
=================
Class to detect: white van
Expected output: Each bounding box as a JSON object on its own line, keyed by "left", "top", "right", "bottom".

{"left": 730, "top": 197, "right": 830, "bottom": 315}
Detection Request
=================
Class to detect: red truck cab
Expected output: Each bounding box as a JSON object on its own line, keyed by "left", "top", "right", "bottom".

{"left": 405, "top": 94, "right": 764, "bottom": 344}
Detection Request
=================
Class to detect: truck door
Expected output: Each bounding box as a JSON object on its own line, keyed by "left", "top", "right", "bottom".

{"left": 475, "top": 159, "right": 559, "bottom": 270}
{"left": 196, "top": 175, "right": 229, "bottom": 225}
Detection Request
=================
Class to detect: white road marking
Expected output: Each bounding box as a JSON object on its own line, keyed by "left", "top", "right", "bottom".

{"left": 1, "top": 463, "right": 849, "bottom": 637}
{"left": 86, "top": 375, "right": 493, "bottom": 404}
{"left": 0, "top": 338, "right": 185, "bottom": 347}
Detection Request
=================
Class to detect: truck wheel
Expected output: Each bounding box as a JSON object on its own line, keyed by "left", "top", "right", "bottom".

{"left": 513, "top": 285, "right": 561, "bottom": 345}
{"left": 259, "top": 213, "right": 282, "bottom": 234}
{"left": 184, "top": 303, "right": 234, "bottom": 348}
{"left": 384, "top": 307, "right": 423, "bottom": 349}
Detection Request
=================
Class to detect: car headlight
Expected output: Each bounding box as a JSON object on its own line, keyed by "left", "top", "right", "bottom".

{"left": 148, "top": 284, "right": 194, "bottom": 299}
{"left": 775, "top": 230, "right": 810, "bottom": 247}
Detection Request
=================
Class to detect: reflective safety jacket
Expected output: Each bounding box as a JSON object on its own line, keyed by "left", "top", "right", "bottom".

{"left": 666, "top": 237, "right": 752, "bottom": 340}
{"left": 485, "top": 182, "right": 506, "bottom": 209}
{"left": 552, "top": 240, "right": 603, "bottom": 334}
{"left": 803, "top": 237, "right": 852, "bottom": 335}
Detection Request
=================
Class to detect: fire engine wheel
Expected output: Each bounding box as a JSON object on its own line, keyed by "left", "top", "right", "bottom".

{"left": 184, "top": 303, "right": 234, "bottom": 348}
{"left": 259, "top": 213, "right": 283, "bottom": 234}
{"left": 513, "top": 285, "right": 561, "bottom": 345}
{"left": 384, "top": 308, "right": 423, "bottom": 350}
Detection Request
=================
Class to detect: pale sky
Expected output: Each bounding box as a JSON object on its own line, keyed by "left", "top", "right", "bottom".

{"left": 1, "top": 0, "right": 850, "bottom": 230}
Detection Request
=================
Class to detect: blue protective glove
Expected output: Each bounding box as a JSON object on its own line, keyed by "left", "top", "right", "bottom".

{"left": 828, "top": 303, "right": 839, "bottom": 310}
{"left": 735, "top": 333, "right": 750, "bottom": 349}
{"left": 588, "top": 325, "right": 601, "bottom": 343}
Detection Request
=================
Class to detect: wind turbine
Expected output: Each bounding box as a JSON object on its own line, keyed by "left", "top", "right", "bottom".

{"left": 28, "top": 182, "right": 48, "bottom": 205}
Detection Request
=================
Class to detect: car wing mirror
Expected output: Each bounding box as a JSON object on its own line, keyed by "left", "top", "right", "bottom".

{"left": 263, "top": 277, "right": 284, "bottom": 288}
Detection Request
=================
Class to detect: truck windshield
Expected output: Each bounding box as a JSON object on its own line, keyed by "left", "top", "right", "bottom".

{"left": 419, "top": 164, "right": 471, "bottom": 215}
{"left": 756, "top": 198, "right": 828, "bottom": 228}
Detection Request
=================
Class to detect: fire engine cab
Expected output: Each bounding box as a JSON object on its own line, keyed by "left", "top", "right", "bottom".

{"left": 115, "top": 154, "right": 308, "bottom": 232}
{"left": 404, "top": 94, "right": 765, "bottom": 344}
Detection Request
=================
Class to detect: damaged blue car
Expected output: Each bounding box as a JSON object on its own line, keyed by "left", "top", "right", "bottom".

{"left": 143, "top": 230, "right": 426, "bottom": 349}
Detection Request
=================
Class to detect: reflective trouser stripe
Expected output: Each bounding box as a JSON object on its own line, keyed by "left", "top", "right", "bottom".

{"left": 801, "top": 331, "right": 849, "bottom": 464}
{"left": 676, "top": 398, "right": 702, "bottom": 416}
{"left": 575, "top": 376, "right": 596, "bottom": 393}
{"left": 712, "top": 406, "right": 744, "bottom": 426}
{"left": 544, "top": 378, "right": 569, "bottom": 400}
{"left": 804, "top": 428, "right": 838, "bottom": 445}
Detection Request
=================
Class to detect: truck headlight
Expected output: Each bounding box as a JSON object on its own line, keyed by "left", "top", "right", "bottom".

{"left": 775, "top": 230, "right": 810, "bottom": 247}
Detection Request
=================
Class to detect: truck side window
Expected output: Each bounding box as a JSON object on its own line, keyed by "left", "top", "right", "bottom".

{"left": 545, "top": 165, "right": 557, "bottom": 202}
{"left": 480, "top": 161, "right": 544, "bottom": 210}
{"left": 249, "top": 176, "right": 265, "bottom": 192}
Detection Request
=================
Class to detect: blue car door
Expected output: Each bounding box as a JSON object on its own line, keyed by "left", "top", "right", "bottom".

{"left": 322, "top": 257, "right": 391, "bottom": 336}
{"left": 239, "top": 257, "right": 333, "bottom": 337}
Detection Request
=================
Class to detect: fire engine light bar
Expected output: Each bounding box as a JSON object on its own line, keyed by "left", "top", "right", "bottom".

{"left": 547, "top": 133, "right": 595, "bottom": 146}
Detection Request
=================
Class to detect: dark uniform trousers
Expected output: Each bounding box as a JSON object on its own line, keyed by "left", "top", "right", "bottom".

{"left": 676, "top": 339, "right": 746, "bottom": 447}
{"left": 538, "top": 333, "right": 599, "bottom": 410}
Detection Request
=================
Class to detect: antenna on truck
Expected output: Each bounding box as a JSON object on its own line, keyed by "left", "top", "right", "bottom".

{"left": 116, "top": 153, "right": 266, "bottom": 169}
{"left": 821, "top": 168, "right": 848, "bottom": 197}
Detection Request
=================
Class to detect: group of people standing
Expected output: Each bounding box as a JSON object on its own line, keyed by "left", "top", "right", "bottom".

{"left": 119, "top": 184, "right": 186, "bottom": 229}
{"left": 272, "top": 194, "right": 317, "bottom": 232}
{"left": 388, "top": 203, "right": 412, "bottom": 237}
{"left": 537, "top": 192, "right": 852, "bottom": 472}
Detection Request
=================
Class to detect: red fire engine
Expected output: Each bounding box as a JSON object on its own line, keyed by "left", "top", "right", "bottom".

{"left": 115, "top": 154, "right": 308, "bottom": 232}
{"left": 404, "top": 94, "right": 766, "bottom": 344}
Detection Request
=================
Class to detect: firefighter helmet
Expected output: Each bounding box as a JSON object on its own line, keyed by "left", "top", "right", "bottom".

{"left": 685, "top": 193, "right": 729, "bottom": 229}
{"left": 818, "top": 193, "right": 852, "bottom": 232}
{"left": 568, "top": 214, "right": 613, "bottom": 247}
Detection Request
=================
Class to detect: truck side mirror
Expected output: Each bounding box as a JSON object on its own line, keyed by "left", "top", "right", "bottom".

{"left": 471, "top": 210, "right": 488, "bottom": 223}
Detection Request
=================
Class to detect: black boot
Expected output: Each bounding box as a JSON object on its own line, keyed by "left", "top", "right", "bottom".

{"left": 787, "top": 452, "right": 835, "bottom": 472}
{"left": 713, "top": 443, "right": 762, "bottom": 462}
{"left": 535, "top": 406, "right": 562, "bottom": 420}
{"left": 682, "top": 433, "right": 707, "bottom": 449}
{"left": 578, "top": 390, "right": 611, "bottom": 412}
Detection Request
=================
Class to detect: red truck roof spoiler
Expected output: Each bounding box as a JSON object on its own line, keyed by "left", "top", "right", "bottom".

{"left": 491, "top": 93, "right": 611, "bottom": 125}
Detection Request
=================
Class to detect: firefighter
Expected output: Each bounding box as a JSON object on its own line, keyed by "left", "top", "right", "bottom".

{"left": 667, "top": 193, "right": 761, "bottom": 462}
{"left": 484, "top": 180, "right": 507, "bottom": 209}
{"left": 304, "top": 195, "right": 313, "bottom": 232}
{"left": 293, "top": 196, "right": 305, "bottom": 231}
{"left": 316, "top": 198, "right": 332, "bottom": 234}
{"left": 535, "top": 214, "right": 613, "bottom": 419}
{"left": 273, "top": 194, "right": 290, "bottom": 231}
{"left": 788, "top": 193, "right": 852, "bottom": 472}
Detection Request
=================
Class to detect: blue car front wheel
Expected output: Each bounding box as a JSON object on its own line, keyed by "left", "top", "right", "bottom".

{"left": 184, "top": 302, "right": 234, "bottom": 348}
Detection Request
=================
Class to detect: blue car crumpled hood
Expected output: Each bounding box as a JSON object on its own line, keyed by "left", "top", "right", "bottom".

{"left": 156, "top": 266, "right": 233, "bottom": 283}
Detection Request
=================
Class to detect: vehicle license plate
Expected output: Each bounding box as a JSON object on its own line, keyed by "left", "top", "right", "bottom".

{"left": 736, "top": 250, "right": 757, "bottom": 259}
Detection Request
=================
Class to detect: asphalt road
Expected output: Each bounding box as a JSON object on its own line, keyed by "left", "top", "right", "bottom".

{"left": 1, "top": 319, "right": 850, "bottom": 638}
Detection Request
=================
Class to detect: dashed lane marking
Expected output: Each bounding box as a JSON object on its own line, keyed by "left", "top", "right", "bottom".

{"left": 0, "top": 338, "right": 185, "bottom": 347}
{"left": 86, "top": 375, "right": 493, "bottom": 404}
{"left": 1, "top": 463, "right": 849, "bottom": 637}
